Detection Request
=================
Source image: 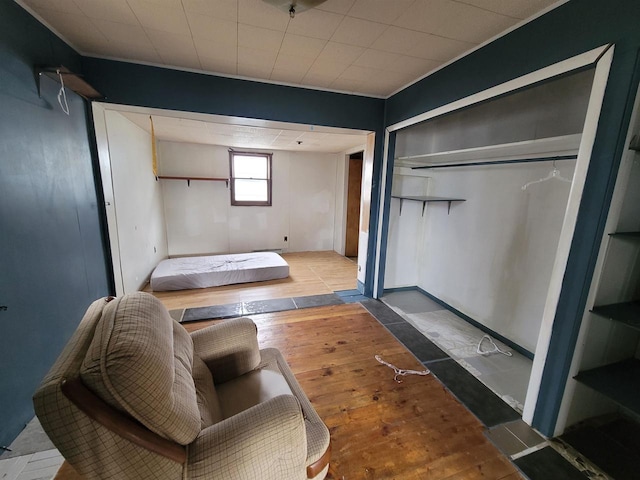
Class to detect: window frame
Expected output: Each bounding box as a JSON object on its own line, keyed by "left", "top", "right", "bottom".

{"left": 229, "top": 150, "right": 273, "bottom": 206}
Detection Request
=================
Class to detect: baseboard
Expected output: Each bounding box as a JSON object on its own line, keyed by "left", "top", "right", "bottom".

{"left": 383, "top": 286, "right": 534, "bottom": 359}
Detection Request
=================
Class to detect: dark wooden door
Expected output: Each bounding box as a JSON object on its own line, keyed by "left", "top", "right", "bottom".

{"left": 345, "top": 153, "right": 363, "bottom": 257}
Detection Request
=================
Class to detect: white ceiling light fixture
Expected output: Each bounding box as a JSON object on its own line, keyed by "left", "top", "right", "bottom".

{"left": 261, "top": 0, "right": 328, "bottom": 18}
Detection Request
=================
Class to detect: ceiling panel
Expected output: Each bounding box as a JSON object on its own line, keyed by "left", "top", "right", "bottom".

{"left": 182, "top": 0, "right": 238, "bottom": 21}
{"left": 306, "top": 59, "right": 349, "bottom": 78}
{"left": 195, "top": 37, "right": 238, "bottom": 67}
{"left": 128, "top": 0, "right": 191, "bottom": 35}
{"left": 238, "top": 46, "right": 278, "bottom": 68}
{"left": 75, "top": 0, "right": 137, "bottom": 24}
{"left": 238, "top": 0, "right": 290, "bottom": 31}
{"left": 280, "top": 34, "right": 327, "bottom": 58}
{"left": 285, "top": 8, "right": 343, "bottom": 40}
{"left": 393, "top": 0, "right": 516, "bottom": 44}
{"left": 315, "top": 0, "right": 356, "bottom": 15}
{"left": 120, "top": 110, "right": 367, "bottom": 153}
{"left": 347, "top": 0, "right": 415, "bottom": 24}
{"left": 456, "top": 0, "right": 557, "bottom": 20}
{"left": 329, "top": 16, "right": 388, "bottom": 48}
{"left": 237, "top": 63, "right": 274, "bottom": 78}
{"left": 18, "top": 0, "right": 561, "bottom": 97}
{"left": 23, "top": 0, "right": 79, "bottom": 14}
{"left": 238, "top": 24, "right": 284, "bottom": 51}
{"left": 315, "top": 41, "right": 364, "bottom": 65}
{"left": 187, "top": 12, "right": 238, "bottom": 43}
{"left": 147, "top": 30, "right": 201, "bottom": 67}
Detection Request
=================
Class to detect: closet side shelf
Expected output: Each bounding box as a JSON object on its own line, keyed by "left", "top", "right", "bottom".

{"left": 574, "top": 359, "right": 640, "bottom": 416}
{"left": 157, "top": 176, "right": 229, "bottom": 187}
{"left": 391, "top": 195, "right": 466, "bottom": 216}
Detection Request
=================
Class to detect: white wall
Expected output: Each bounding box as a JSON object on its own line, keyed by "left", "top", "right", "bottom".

{"left": 159, "top": 141, "right": 339, "bottom": 255}
{"left": 333, "top": 153, "right": 349, "bottom": 256}
{"left": 384, "top": 169, "right": 430, "bottom": 287}
{"left": 105, "top": 110, "right": 168, "bottom": 292}
{"left": 385, "top": 160, "right": 575, "bottom": 352}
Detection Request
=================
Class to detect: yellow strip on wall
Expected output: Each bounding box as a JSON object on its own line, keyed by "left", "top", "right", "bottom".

{"left": 150, "top": 116, "right": 158, "bottom": 177}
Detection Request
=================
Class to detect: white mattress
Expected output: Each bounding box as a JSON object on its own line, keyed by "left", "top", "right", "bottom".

{"left": 150, "top": 252, "right": 290, "bottom": 291}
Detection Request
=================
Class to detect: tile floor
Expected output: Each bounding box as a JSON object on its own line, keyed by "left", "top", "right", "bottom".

{"left": 178, "top": 293, "right": 345, "bottom": 323}
{"left": 0, "top": 449, "right": 64, "bottom": 480}
{"left": 0, "top": 419, "right": 62, "bottom": 480}
{"left": 381, "top": 290, "right": 533, "bottom": 412}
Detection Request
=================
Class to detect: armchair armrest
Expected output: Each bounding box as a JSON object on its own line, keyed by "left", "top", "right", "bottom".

{"left": 187, "top": 395, "right": 307, "bottom": 480}
{"left": 190, "top": 317, "right": 261, "bottom": 383}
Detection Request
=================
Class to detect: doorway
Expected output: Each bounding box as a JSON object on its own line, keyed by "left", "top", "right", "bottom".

{"left": 345, "top": 151, "right": 363, "bottom": 258}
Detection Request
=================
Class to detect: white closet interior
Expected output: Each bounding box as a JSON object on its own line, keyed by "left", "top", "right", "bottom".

{"left": 385, "top": 68, "right": 596, "bottom": 356}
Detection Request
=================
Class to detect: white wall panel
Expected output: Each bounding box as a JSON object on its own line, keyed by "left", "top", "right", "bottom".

{"left": 159, "top": 141, "right": 339, "bottom": 255}
{"left": 105, "top": 110, "right": 168, "bottom": 292}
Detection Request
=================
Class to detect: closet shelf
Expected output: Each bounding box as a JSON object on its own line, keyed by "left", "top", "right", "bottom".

{"left": 591, "top": 301, "right": 640, "bottom": 331}
{"left": 609, "top": 231, "right": 640, "bottom": 239}
{"left": 157, "top": 176, "right": 229, "bottom": 187}
{"left": 391, "top": 195, "right": 466, "bottom": 216}
{"left": 395, "top": 134, "right": 581, "bottom": 168}
{"left": 574, "top": 359, "right": 640, "bottom": 416}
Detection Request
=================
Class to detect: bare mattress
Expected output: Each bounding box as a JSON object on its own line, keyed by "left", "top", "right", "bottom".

{"left": 150, "top": 252, "right": 290, "bottom": 291}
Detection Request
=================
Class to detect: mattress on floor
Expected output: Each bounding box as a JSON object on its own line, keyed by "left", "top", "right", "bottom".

{"left": 150, "top": 252, "right": 289, "bottom": 291}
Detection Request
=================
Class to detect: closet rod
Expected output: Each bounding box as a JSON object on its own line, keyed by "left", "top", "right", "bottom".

{"left": 410, "top": 154, "right": 577, "bottom": 170}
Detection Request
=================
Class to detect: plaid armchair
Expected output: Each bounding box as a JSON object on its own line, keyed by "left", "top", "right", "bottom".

{"left": 33, "top": 292, "right": 331, "bottom": 479}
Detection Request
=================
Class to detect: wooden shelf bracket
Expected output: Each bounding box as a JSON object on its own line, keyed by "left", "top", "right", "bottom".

{"left": 35, "top": 66, "right": 103, "bottom": 100}
{"left": 157, "top": 176, "right": 229, "bottom": 187}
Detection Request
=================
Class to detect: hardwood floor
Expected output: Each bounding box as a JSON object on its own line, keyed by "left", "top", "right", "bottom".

{"left": 184, "top": 304, "right": 523, "bottom": 480}
{"left": 56, "top": 252, "right": 521, "bottom": 478}
{"left": 146, "top": 251, "right": 358, "bottom": 310}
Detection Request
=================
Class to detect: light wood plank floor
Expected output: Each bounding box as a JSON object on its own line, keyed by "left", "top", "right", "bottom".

{"left": 185, "top": 304, "right": 523, "bottom": 480}
{"left": 146, "top": 251, "right": 358, "bottom": 311}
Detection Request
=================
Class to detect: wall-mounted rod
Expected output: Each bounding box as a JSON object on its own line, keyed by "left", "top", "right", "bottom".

{"left": 410, "top": 154, "right": 577, "bottom": 170}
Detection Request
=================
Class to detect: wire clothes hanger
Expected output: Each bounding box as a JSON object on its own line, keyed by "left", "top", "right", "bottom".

{"left": 476, "top": 335, "right": 512, "bottom": 357}
{"left": 521, "top": 160, "right": 572, "bottom": 190}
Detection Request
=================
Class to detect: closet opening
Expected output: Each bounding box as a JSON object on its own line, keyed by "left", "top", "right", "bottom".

{"left": 373, "top": 45, "right": 615, "bottom": 430}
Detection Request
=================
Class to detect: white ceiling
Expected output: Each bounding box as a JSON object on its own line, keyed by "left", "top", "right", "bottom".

{"left": 19, "top": 0, "right": 561, "bottom": 98}
{"left": 113, "top": 106, "right": 370, "bottom": 152}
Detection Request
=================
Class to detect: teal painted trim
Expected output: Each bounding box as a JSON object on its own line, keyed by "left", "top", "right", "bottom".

{"left": 375, "top": 132, "right": 396, "bottom": 297}
{"left": 357, "top": 280, "right": 365, "bottom": 295}
{"left": 532, "top": 49, "right": 640, "bottom": 437}
{"left": 383, "top": 286, "right": 534, "bottom": 359}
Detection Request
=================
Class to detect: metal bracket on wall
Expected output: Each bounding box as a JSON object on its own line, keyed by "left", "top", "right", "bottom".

{"left": 393, "top": 196, "right": 466, "bottom": 216}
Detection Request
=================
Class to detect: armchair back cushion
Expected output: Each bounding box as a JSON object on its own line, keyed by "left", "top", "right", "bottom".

{"left": 80, "top": 293, "right": 201, "bottom": 445}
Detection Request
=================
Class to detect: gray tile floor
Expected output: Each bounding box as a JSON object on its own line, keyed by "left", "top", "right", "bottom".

{"left": 381, "top": 290, "right": 533, "bottom": 412}
{"left": 0, "top": 419, "right": 62, "bottom": 480}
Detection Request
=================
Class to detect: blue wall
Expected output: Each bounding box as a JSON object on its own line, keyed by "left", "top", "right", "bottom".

{"left": 82, "top": 57, "right": 385, "bottom": 133}
{"left": 0, "top": 0, "right": 110, "bottom": 446}
{"left": 385, "top": 0, "right": 640, "bottom": 436}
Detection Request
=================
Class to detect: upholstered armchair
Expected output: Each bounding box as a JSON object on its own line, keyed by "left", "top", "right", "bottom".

{"left": 33, "top": 292, "right": 331, "bottom": 479}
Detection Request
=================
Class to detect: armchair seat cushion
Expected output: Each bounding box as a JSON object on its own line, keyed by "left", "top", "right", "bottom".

{"left": 217, "top": 368, "right": 293, "bottom": 419}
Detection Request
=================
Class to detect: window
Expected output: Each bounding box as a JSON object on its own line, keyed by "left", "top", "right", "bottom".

{"left": 229, "top": 151, "right": 272, "bottom": 206}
